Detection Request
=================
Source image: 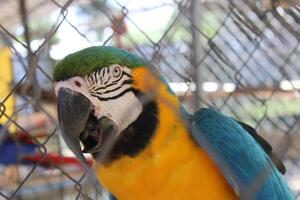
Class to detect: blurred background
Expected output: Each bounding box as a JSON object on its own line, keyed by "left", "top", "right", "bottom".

{"left": 0, "top": 0, "right": 300, "bottom": 199}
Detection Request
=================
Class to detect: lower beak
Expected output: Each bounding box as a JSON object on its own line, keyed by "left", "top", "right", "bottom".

{"left": 80, "top": 116, "right": 118, "bottom": 154}
{"left": 57, "top": 88, "right": 93, "bottom": 163}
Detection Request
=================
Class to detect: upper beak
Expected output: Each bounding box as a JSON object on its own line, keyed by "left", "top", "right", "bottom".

{"left": 57, "top": 88, "right": 119, "bottom": 163}
{"left": 57, "top": 88, "right": 93, "bottom": 163}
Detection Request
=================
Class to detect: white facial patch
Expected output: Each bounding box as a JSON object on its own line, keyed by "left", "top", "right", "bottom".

{"left": 96, "top": 92, "right": 143, "bottom": 133}
{"left": 54, "top": 76, "right": 101, "bottom": 113}
{"left": 54, "top": 65, "right": 143, "bottom": 135}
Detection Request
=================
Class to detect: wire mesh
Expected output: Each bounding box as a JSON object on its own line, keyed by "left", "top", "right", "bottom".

{"left": 0, "top": 0, "right": 300, "bottom": 199}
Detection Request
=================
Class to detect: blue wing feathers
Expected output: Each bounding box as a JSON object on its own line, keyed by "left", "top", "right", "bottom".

{"left": 191, "top": 108, "right": 294, "bottom": 200}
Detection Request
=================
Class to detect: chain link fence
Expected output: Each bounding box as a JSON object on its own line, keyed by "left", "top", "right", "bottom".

{"left": 0, "top": 0, "right": 300, "bottom": 199}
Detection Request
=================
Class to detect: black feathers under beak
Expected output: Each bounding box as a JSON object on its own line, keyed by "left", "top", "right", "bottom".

{"left": 57, "top": 88, "right": 93, "bottom": 163}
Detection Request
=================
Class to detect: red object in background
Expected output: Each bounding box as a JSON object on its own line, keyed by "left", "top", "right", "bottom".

{"left": 7, "top": 132, "right": 47, "bottom": 144}
{"left": 111, "top": 13, "right": 131, "bottom": 50}
{"left": 23, "top": 153, "right": 93, "bottom": 168}
{"left": 5, "top": 132, "right": 93, "bottom": 168}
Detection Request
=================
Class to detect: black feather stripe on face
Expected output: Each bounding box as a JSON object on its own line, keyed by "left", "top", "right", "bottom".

{"left": 86, "top": 66, "right": 133, "bottom": 101}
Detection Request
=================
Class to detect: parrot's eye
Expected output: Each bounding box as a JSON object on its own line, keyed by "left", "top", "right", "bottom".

{"left": 74, "top": 80, "right": 82, "bottom": 87}
{"left": 112, "top": 66, "right": 121, "bottom": 78}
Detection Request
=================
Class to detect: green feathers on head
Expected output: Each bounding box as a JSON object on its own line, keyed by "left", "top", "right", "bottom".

{"left": 53, "top": 46, "right": 148, "bottom": 81}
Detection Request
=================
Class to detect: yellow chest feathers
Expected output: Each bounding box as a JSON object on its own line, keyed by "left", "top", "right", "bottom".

{"left": 95, "top": 67, "right": 236, "bottom": 199}
{"left": 96, "top": 121, "right": 237, "bottom": 200}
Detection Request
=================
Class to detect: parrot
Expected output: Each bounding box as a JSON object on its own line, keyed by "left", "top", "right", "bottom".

{"left": 53, "top": 46, "right": 294, "bottom": 200}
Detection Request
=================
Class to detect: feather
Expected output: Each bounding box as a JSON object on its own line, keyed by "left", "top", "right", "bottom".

{"left": 236, "top": 120, "right": 286, "bottom": 174}
{"left": 53, "top": 46, "right": 147, "bottom": 82}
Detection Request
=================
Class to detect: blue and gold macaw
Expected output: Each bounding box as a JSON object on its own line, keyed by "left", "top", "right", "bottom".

{"left": 53, "top": 46, "right": 293, "bottom": 200}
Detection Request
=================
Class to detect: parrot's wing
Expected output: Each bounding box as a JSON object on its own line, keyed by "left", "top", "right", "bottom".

{"left": 236, "top": 120, "right": 286, "bottom": 174}
{"left": 191, "top": 108, "right": 293, "bottom": 200}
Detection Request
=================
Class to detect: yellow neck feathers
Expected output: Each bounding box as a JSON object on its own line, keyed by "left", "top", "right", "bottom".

{"left": 95, "top": 67, "right": 237, "bottom": 200}
{"left": 131, "top": 67, "right": 182, "bottom": 154}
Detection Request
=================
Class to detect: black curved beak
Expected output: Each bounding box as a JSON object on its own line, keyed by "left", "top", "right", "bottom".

{"left": 57, "top": 88, "right": 93, "bottom": 163}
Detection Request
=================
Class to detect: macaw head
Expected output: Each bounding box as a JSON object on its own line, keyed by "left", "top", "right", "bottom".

{"left": 53, "top": 46, "right": 179, "bottom": 163}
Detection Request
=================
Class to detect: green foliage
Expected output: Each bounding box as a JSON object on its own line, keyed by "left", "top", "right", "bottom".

{"left": 245, "top": 98, "right": 300, "bottom": 119}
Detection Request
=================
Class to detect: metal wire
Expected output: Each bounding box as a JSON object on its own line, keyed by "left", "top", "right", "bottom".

{"left": 0, "top": 0, "right": 300, "bottom": 199}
